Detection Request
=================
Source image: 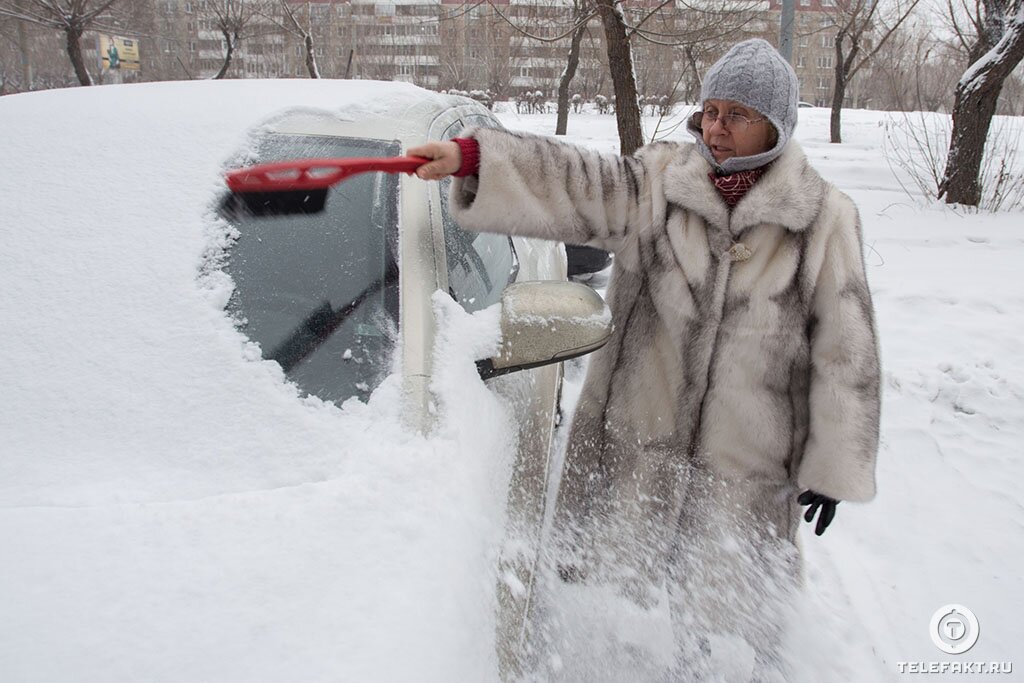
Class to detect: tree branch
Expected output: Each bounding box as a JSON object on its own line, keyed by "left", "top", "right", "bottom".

{"left": 849, "top": 0, "right": 923, "bottom": 79}
{"left": 483, "top": 0, "right": 599, "bottom": 43}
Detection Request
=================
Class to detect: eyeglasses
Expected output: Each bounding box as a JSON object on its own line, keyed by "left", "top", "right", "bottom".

{"left": 690, "top": 109, "right": 767, "bottom": 133}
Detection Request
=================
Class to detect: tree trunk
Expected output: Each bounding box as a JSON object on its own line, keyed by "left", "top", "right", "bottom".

{"left": 65, "top": 26, "right": 92, "bottom": 86}
{"left": 830, "top": 33, "right": 857, "bottom": 144}
{"left": 941, "top": 79, "right": 1003, "bottom": 206}
{"left": 555, "top": 19, "right": 587, "bottom": 136}
{"left": 684, "top": 46, "right": 700, "bottom": 103}
{"left": 595, "top": 0, "right": 643, "bottom": 155}
{"left": 17, "top": 2, "right": 33, "bottom": 90}
{"left": 829, "top": 66, "right": 846, "bottom": 143}
{"left": 214, "top": 30, "right": 235, "bottom": 80}
{"left": 304, "top": 33, "right": 319, "bottom": 78}
{"left": 940, "top": 16, "right": 1024, "bottom": 206}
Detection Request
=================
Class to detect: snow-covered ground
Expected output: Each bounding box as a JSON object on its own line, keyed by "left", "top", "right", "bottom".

{"left": 1, "top": 81, "right": 1022, "bottom": 682}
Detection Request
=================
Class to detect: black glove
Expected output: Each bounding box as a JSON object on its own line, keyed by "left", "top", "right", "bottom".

{"left": 798, "top": 490, "right": 839, "bottom": 536}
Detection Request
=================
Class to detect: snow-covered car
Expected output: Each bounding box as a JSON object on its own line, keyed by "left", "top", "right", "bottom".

{"left": 0, "top": 80, "right": 610, "bottom": 681}
{"left": 216, "top": 96, "right": 613, "bottom": 670}
{"left": 217, "top": 98, "right": 609, "bottom": 426}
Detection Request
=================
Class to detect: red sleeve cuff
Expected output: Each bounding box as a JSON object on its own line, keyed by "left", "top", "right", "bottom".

{"left": 452, "top": 137, "right": 480, "bottom": 177}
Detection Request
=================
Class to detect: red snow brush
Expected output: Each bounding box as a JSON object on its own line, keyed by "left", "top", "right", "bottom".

{"left": 224, "top": 156, "right": 429, "bottom": 216}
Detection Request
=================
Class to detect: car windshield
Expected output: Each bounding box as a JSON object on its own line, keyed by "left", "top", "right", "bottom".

{"left": 222, "top": 133, "right": 400, "bottom": 404}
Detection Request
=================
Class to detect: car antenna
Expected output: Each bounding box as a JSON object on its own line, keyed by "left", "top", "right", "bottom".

{"left": 224, "top": 156, "right": 430, "bottom": 216}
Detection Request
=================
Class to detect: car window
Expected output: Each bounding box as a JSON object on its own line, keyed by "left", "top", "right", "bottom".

{"left": 461, "top": 113, "right": 501, "bottom": 130}
{"left": 221, "top": 133, "right": 400, "bottom": 404}
{"left": 437, "top": 119, "right": 518, "bottom": 313}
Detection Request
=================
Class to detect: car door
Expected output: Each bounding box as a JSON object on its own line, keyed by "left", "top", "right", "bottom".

{"left": 427, "top": 109, "right": 564, "bottom": 678}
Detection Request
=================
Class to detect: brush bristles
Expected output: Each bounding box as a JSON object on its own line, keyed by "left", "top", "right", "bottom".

{"left": 227, "top": 189, "right": 330, "bottom": 217}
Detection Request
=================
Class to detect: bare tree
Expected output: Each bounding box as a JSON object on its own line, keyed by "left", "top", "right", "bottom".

{"left": 259, "top": 0, "right": 317, "bottom": 77}
{"left": 825, "top": 0, "right": 921, "bottom": 143}
{"left": 195, "top": 0, "right": 266, "bottom": 79}
{"left": 940, "top": 0, "right": 1024, "bottom": 205}
{"left": 481, "top": 0, "right": 598, "bottom": 134}
{"left": 477, "top": 8, "right": 528, "bottom": 99}
{"left": 481, "top": 0, "right": 644, "bottom": 145}
{"left": 0, "top": 14, "right": 21, "bottom": 91}
{"left": 619, "top": 0, "right": 762, "bottom": 115}
{"left": 0, "top": 0, "right": 123, "bottom": 85}
{"left": 864, "top": 21, "right": 962, "bottom": 112}
{"left": 482, "top": 0, "right": 759, "bottom": 150}
{"left": 555, "top": 4, "right": 590, "bottom": 135}
{"left": 594, "top": 0, "right": 643, "bottom": 153}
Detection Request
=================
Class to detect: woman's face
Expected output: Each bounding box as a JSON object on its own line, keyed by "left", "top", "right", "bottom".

{"left": 700, "top": 99, "right": 775, "bottom": 164}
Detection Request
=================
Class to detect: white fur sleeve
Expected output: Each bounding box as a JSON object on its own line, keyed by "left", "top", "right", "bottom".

{"left": 797, "top": 198, "right": 881, "bottom": 503}
{"left": 449, "top": 127, "right": 677, "bottom": 251}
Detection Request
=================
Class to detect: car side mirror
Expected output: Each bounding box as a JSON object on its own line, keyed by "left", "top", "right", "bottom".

{"left": 477, "top": 281, "right": 612, "bottom": 379}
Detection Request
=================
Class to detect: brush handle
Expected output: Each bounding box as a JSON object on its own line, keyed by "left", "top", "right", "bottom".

{"left": 226, "top": 156, "right": 430, "bottom": 193}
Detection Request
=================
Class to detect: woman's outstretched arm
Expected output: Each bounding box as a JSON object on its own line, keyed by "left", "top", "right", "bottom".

{"left": 410, "top": 128, "right": 681, "bottom": 252}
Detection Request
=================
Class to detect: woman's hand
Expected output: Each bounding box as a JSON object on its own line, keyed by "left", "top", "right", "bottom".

{"left": 798, "top": 490, "right": 839, "bottom": 536}
{"left": 408, "top": 141, "right": 462, "bottom": 181}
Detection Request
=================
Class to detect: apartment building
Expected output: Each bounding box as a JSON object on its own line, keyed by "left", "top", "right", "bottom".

{"left": 5, "top": 0, "right": 865, "bottom": 108}
{"left": 128, "top": 0, "right": 700, "bottom": 99}
{"left": 766, "top": 0, "right": 868, "bottom": 107}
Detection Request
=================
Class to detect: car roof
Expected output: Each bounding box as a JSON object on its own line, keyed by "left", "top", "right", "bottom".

{"left": 260, "top": 80, "right": 488, "bottom": 143}
{"left": 0, "top": 78, "right": 489, "bottom": 503}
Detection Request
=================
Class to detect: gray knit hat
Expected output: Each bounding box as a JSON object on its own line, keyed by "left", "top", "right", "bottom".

{"left": 688, "top": 39, "right": 799, "bottom": 174}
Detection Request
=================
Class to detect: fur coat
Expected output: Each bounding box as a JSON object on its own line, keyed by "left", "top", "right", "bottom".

{"left": 450, "top": 127, "right": 881, "bottom": 605}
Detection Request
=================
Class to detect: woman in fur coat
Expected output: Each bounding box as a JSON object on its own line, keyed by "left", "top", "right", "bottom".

{"left": 411, "top": 38, "right": 881, "bottom": 674}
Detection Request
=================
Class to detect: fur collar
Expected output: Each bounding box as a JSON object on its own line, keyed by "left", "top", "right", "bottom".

{"left": 663, "top": 141, "right": 827, "bottom": 236}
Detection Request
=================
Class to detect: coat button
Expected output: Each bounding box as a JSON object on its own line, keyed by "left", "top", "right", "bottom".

{"left": 727, "top": 242, "right": 752, "bottom": 262}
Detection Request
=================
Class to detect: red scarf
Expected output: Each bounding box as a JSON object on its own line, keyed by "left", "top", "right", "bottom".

{"left": 709, "top": 168, "right": 765, "bottom": 208}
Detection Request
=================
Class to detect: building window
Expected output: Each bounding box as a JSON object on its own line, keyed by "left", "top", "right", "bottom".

{"left": 817, "top": 55, "right": 833, "bottom": 69}
{"left": 796, "top": 55, "right": 806, "bottom": 67}
{"left": 185, "top": 1, "right": 193, "bottom": 13}
{"left": 822, "top": 34, "right": 835, "bottom": 48}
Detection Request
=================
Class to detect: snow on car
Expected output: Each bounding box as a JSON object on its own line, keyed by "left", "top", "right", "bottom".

{"left": 0, "top": 79, "right": 609, "bottom": 681}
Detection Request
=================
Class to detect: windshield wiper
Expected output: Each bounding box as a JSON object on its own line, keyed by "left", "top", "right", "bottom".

{"left": 268, "top": 259, "right": 398, "bottom": 373}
